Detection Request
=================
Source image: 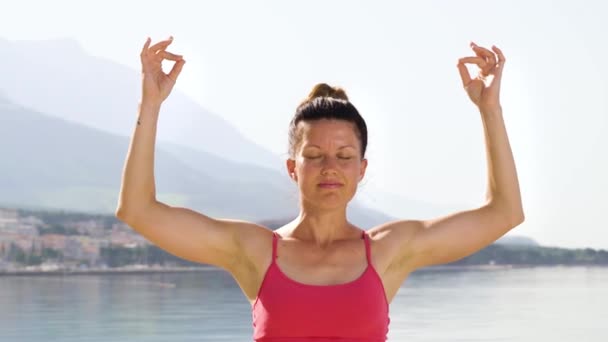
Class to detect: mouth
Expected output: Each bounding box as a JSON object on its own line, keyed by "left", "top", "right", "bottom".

{"left": 317, "top": 182, "right": 344, "bottom": 189}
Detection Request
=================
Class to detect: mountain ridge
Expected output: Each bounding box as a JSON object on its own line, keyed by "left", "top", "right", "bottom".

{"left": 0, "top": 37, "right": 280, "bottom": 169}
{"left": 0, "top": 91, "right": 395, "bottom": 227}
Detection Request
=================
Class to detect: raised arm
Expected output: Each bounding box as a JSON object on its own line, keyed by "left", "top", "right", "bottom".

{"left": 376, "top": 43, "right": 525, "bottom": 271}
{"left": 115, "top": 37, "right": 265, "bottom": 272}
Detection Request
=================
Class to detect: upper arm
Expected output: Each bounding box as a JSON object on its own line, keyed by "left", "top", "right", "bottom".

{"left": 384, "top": 203, "right": 525, "bottom": 270}
{"left": 115, "top": 200, "right": 267, "bottom": 271}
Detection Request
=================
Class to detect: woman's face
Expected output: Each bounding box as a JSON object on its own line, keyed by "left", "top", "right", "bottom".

{"left": 287, "top": 119, "right": 368, "bottom": 210}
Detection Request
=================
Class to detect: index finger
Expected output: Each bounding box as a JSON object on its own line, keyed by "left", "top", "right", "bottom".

{"left": 148, "top": 36, "right": 174, "bottom": 54}
{"left": 471, "top": 42, "right": 496, "bottom": 62}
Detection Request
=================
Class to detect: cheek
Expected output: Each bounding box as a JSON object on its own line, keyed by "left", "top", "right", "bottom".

{"left": 346, "top": 167, "right": 362, "bottom": 183}
{"left": 298, "top": 159, "right": 316, "bottom": 171}
{"left": 344, "top": 160, "right": 362, "bottom": 173}
{"left": 295, "top": 160, "right": 319, "bottom": 179}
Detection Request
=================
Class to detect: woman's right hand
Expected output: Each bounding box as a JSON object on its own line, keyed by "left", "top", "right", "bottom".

{"left": 140, "top": 36, "right": 185, "bottom": 106}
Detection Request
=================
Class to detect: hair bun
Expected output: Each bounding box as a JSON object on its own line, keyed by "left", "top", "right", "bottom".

{"left": 307, "top": 83, "right": 349, "bottom": 101}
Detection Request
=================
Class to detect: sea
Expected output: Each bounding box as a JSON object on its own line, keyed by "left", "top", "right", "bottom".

{"left": 1, "top": 266, "right": 606, "bottom": 341}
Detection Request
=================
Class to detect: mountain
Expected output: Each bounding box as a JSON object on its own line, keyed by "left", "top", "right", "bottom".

{"left": 358, "top": 188, "right": 465, "bottom": 220}
{"left": 495, "top": 235, "right": 540, "bottom": 247}
{"left": 0, "top": 38, "right": 407, "bottom": 227}
{"left": 0, "top": 93, "right": 392, "bottom": 226}
{"left": 0, "top": 37, "right": 279, "bottom": 169}
{"left": 0, "top": 94, "right": 288, "bottom": 218}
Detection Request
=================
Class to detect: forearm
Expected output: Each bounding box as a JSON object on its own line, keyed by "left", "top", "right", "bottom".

{"left": 116, "top": 101, "right": 162, "bottom": 216}
{"left": 480, "top": 108, "right": 524, "bottom": 223}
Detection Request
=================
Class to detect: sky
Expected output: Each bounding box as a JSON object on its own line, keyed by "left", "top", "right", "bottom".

{"left": 1, "top": 0, "right": 607, "bottom": 249}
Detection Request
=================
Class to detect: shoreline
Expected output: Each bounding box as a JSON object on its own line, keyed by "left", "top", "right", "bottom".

{"left": 1, "top": 263, "right": 605, "bottom": 277}
{"left": 0, "top": 265, "right": 219, "bottom": 276}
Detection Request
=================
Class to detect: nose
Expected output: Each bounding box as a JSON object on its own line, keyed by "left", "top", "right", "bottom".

{"left": 321, "top": 156, "right": 339, "bottom": 175}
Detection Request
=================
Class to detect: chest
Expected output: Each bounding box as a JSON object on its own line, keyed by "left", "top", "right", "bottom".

{"left": 275, "top": 239, "right": 369, "bottom": 286}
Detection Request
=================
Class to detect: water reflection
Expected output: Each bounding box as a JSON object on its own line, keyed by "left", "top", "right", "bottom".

{"left": 0, "top": 267, "right": 606, "bottom": 341}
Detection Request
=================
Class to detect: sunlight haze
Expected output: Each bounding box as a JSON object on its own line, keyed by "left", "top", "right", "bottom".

{"left": 1, "top": 0, "right": 607, "bottom": 249}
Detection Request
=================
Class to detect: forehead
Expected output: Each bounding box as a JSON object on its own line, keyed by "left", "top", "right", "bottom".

{"left": 298, "top": 120, "right": 359, "bottom": 144}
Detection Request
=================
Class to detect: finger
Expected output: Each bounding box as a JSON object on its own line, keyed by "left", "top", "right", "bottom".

{"left": 158, "top": 50, "right": 183, "bottom": 61}
{"left": 492, "top": 45, "right": 506, "bottom": 64}
{"left": 492, "top": 45, "right": 507, "bottom": 70}
{"left": 492, "top": 45, "right": 506, "bottom": 76}
{"left": 458, "top": 56, "right": 487, "bottom": 70}
{"left": 458, "top": 56, "right": 487, "bottom": 85}
{"left": 471, "top": 42, "right": 496, "bottom": 62}
{"left": 471, "top": 42, "right": 496, "bottom": 75}
{"left": 148, "top": 36, "right": 174, "bottom": 53}
{"left": 140, "top": 37, "right": 151, "bottom": 56}
{"left": 167, "top": 59, "right": 186, "bottom": 82}
{"left": 456, "top": 61, "right": 472, "bottom": 87}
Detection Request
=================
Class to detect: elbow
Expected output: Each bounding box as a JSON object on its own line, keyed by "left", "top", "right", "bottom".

{"left": 511, "top": 212, "right": 525, "bottom": 227}
{"left": 115, "top": 198, "right": 157, "bottom": 227}
{"left": 115, "top": 206, "right": 129, "bottom": 222}
{"left": 115, "top": 206, "right": 134, "bottom": 225}
{"left": 507, "top": 207, "right": 525, "bottom": 228}
{"left": 488, "top": 200, "right": 525, "bottom": 228}
{"left": 115, "top": 203, "right": 143, "bottom": 225}
{"left": 115, "top": 194, "right": 154, "bottom": 224}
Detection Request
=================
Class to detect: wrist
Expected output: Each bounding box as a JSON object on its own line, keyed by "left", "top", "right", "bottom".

{"left": 137, "top": 101, "right": 161, "bottom": 126}
{"left": 479, "top": 105, "right": 503, "bottom": 117}
{"left": 139, "top": 99, "right": 162, "bottom": 112}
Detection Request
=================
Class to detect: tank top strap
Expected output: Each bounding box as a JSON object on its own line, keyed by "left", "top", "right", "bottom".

{"left": 361, "top": 231, "right": 372, "bottom": 265}
{"left": 271, "top": 231, "right": 279, "bottom": 261}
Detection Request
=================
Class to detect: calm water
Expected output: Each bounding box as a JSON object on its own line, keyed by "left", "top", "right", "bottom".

{"left": 1, "top": 267, "right": 606, "bottom": 341}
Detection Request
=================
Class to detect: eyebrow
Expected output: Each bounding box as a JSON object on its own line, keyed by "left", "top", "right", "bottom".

{"left": 303, "top": 145, "right": 356, "bottom": 150}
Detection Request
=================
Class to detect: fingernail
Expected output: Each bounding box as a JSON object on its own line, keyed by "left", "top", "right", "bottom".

{"left": 169, "top": 36, "right": 174, "bottom": 40}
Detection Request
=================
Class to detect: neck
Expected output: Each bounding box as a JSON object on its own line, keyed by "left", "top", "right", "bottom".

{"left": 287, "top": 203, "right": 357, "bottom": 247}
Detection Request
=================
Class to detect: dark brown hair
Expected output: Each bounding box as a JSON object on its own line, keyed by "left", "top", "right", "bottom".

{"left": 288, "top": 83, "right": 368, "bottom": 159}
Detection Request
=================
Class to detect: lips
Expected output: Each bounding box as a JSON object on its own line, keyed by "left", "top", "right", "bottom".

{"left": 318, "top": 182, "right": 344, "bottom": 189}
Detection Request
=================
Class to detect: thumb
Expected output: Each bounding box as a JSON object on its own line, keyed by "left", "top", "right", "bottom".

{"left": 465, "top": 79, "right": 484, "bottom": 104}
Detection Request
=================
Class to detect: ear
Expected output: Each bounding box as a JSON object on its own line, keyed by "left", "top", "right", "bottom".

{"left": 286, "top": 158, "right": 297, "bottom": 181}
{"left": 359, "top": 158, "right": 368, "bottom": 182}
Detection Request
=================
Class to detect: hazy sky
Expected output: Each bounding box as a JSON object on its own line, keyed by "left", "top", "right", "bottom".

{"left": 2, "top": 0, "right": 607, "bottom": 249}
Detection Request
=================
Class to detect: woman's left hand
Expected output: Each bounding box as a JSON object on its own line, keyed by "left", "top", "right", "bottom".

{"left": 457, "top": 43, "right": 506, "bottom": 114}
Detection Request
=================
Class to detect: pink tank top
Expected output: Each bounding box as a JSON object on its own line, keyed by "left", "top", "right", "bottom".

{"left": 252, "top": 231, "right": 390, "bottom": 341}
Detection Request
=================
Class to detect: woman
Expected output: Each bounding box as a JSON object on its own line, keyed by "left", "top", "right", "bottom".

{"left": 116, "top": 36, "right": 524, "bottom": 341}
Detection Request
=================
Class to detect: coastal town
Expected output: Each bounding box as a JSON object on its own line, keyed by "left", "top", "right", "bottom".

{"left": 0, "top": 207, "right": 202, "bottom": 274}
{"left": 2, "top": 207, "right": 607, "bottom": 275}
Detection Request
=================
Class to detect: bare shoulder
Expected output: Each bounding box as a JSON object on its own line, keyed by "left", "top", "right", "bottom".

{"left": 366, "top": 220, "right": 424, "bottom": 273}
{"left": 228, "top": 222, "right": 275, "bottom": 297}
{"left": 235, "top": 222, "right": 275, "bottom": 266}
